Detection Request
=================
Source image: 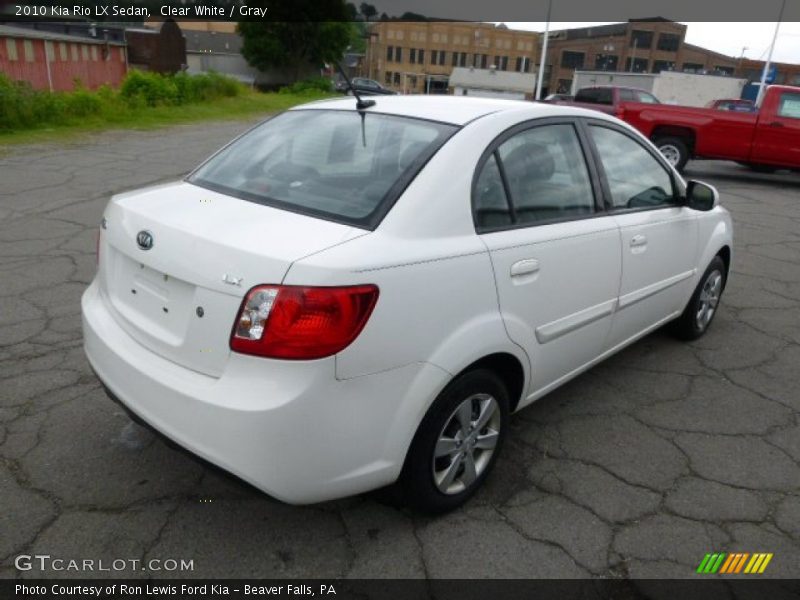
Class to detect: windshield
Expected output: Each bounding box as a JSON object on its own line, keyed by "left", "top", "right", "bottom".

{"left": 189, "top": 110, "right": 457, "bottom": 229}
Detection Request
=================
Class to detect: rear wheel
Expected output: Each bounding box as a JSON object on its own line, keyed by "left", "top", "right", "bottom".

{"left": 397, "top": 369, "right": 509, "bottom": 513}
{"left": 671, "top": 256, "right": 726, "bottom": 340}
{"left": 653, "top": 136, "right": 689, "bottom": 172}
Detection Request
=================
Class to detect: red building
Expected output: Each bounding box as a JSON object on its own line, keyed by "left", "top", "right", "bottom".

{"left": 0, "top": 24, "right": 127, "bottom": 91}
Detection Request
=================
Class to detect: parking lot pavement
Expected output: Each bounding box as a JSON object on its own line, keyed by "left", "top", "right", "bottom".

{"left": 1, "top": 120, "right": 799, "bottom": 580}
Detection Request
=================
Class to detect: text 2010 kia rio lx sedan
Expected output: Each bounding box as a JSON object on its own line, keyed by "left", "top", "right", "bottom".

{"left": 82, "top": 96, "right": 732, "bottom": 512}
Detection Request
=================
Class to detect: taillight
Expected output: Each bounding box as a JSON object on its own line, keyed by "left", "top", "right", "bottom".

{"left": 230, "top": 284, "right": 379, "bottom": 360}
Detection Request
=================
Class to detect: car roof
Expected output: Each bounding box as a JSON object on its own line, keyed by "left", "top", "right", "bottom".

{"left": 291, "top": 95, "right": 605, "bottom": 126}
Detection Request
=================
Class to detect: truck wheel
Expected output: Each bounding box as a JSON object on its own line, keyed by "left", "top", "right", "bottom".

{"left": 653, "top": 137, "right": 689, "bottom": 172}
{"left": 396, "top": 369, "right": 509, "bottom": 513}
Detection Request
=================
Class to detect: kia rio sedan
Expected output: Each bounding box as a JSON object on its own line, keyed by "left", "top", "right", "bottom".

{"left": 82, "top": 96, "right": 732, "bottom": 512}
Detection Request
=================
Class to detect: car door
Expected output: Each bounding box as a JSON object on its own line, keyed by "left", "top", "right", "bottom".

{"left": 751, "top": 89, "right": 800, "bottom": 166}
{"left": 475, "top": 119, "right": 622, "bottom": 399}
{"left": 585, "top": 121, "right": 699, "bottom": 351}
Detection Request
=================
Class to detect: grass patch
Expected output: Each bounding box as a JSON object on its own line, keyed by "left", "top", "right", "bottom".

{"left": 0, "top": 71, "right": 334, "bottom": 146}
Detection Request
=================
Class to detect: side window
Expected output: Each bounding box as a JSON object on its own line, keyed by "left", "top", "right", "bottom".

{"left": 474, "top": 154, "right": 512, "bottom": 228}
{"left": 474, "top": 123, "right": 595, "bottom": 229}
{"left": 635, "top": 91, "right": 659, "bottom": 104}
{"left": 619, "top": 89, "right": 636, "bottom": 102}
{"left": 589, "top": 125, "right": 675, "bottom": 210}
{"left": 777, "top": 92, "right": 800, "bottom": 119}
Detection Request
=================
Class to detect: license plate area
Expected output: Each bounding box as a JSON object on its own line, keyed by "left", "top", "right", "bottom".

{"left": 110, "top": 253, "right": 195, "bottom": 346}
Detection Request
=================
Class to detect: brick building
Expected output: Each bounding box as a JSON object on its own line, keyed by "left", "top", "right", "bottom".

{"left": 0, "top": 24, "right": 127, "bottom": 91}
{"left": 364, "top": 21, "right": 539, "bottom": 94}
{"left": 542, "top": 20, "right": 738, "bottom": 96}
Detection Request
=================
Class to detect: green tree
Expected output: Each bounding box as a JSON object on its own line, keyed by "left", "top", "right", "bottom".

{"left": 359, "top": 2, "right": 377, "bottom": 20}
{"left": 237, "top": 0, "right": 352, "bottom": 82}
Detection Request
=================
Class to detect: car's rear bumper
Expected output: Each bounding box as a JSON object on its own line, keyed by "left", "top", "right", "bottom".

{"left": 81, "top": 280, "right": 450, "bottom": 504}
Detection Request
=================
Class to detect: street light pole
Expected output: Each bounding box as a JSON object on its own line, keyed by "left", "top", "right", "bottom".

{"left": 756, "top": 0, "right": 787, "bottom": 106}
{"left": 534, "top": 0, "right": 552, "bottom": 100}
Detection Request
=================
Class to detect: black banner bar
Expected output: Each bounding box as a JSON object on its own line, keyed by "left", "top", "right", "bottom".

{"left": 4, "top": 579, "right": 800, "bottom": 600}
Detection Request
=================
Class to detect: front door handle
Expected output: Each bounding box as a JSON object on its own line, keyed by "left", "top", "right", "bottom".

{"left": 510, "top": 258, "right": 540, "bottom": 277}
{"left": 630, "top": 234, "right": 647, "bottom": 248}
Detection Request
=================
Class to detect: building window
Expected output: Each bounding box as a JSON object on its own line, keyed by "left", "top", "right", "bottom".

{"left": 417, "top": 49, "right": 424, "bottom": 64}
{"left": 630, "top": 30, "right": 653, "bottom": 49}
{"left": 59, "top": 42, "right": 67, "bottom": 61}
{"left": 410, "top": 48, "right": 416, "bottom": 63}
{"left": 714, "top": 65, "right": 734, "bottom": 76}
{"left": 625, "top": 57, "right": 649, "bottom": 73}
{"left": 5, "top": 38, "right": 18, "bottom": 61}
{"left": 451, "top": 51, "right": 458, "bottom": 66}
{"left": 385, "top": 71, "right": 392, "bottom": 84}
{"left": 431, "top": 50, "right": 446, "bottom": 65}
{"left": 45, "top": 41, "right": 55, "bottom": 62}
{"left": 459, "top": 52, "right": 467, "bottom": 67}
{"left": 473, "top": 53, "right": 487, "bottom": 69}
{"left": 594, "top": 54, "right": 618, "bottom": 71}
{"left": 682, "top": 62, "right": 704, "bottom": 73}
{"left": 393, "top": 72, "right": 400, "bottom": 85}
{"left": 494, "top": 56, "right": 508, "bottom": 71}
{"left": 394, "top": 47, "right": 402, "bottom": 62}
{"left": 386, "top": 45, "right": 393, "bottom": 61}
{"left": 652, "top": 60, "right": 675, "bottom": 73}
{"left": 657, "top": 33, "right": 680, "bottom": 52}
{"left": 409, "top": 75, "right": 417, "bottom": 88}
{"left": 561, "top": 51, "right": 584, "bottom": 69}
{"left": 23, "top": 39, "right": 34, "bottom": 62}
{"left": 515, "top": 56, "right": 531, "bottom": 72}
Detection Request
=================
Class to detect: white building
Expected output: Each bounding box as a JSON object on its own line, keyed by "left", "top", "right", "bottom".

{"left": 449, "top": 67, "right": 538, "bottom": 101}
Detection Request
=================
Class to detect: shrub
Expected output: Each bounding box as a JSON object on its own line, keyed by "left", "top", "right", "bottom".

{"left": 279, "top": 77, "right": 333, "bottom": 95}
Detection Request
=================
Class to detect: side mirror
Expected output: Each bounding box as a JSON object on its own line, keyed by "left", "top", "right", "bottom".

{"left": 685, "top": 180, "right": 719, "bottom": 211}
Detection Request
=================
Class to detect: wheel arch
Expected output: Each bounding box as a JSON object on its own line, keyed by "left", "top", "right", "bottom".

{"left": 451, "top": 352, "right": 527, "bottom": 414}
{"left": 651, "top": 125, "right": 696, "bottom": 154}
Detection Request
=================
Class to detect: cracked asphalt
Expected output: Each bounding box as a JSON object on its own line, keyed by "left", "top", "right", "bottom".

{"left": 1, "top": 119, "right": 799, "bottom": 580}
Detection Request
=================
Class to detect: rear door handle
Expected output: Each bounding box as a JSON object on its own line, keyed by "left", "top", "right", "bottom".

{"left": 630, "top": 234, "right": 647, "bottom": 248}
{"left": 510, "top": 258, "right": 540, "bottom": 277}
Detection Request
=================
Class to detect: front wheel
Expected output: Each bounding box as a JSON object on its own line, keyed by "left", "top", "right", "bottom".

{"left": 653, "top": 136, "right": 689, "bottom": 172}
{"left": 397, "top": 369, "right": 509, "bottom": 513}
{"left": 671, "top": 256, "right": 726, "bottom": 340}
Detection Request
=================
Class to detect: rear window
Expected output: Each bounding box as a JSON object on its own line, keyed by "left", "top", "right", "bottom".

{"left": 575, "top": 88, "right": 613, "bottom": 105}
{"left": 188, "top": 110, "right": 457, "bottom": 229}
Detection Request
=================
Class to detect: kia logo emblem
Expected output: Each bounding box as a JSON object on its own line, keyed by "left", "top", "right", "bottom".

{"left": 136, "top": 230, "right": 154, "bottom": 251}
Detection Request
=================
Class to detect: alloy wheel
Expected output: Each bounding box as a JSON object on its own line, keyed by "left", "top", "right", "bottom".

{"left": 432, "top": 393, "right": 501, "bottom": 495}
{"left": 696, "top": 269, "right": 723, "bottom": 331}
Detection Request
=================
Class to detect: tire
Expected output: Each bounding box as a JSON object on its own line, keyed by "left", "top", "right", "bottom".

{"left": 653, "top": 136, "right": 689, "bottom": 172}
{"left": 671, "top": 256, "right": 726, "bottom": 341}
{"left": 396, "top": 369, "right": 510, "bottom": 513}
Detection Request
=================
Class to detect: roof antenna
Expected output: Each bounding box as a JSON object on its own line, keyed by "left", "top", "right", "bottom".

{"left": 334, "top": 61, "right": 376, "bottom": 111}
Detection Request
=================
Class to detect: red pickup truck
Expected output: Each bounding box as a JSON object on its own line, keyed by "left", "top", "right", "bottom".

{"left": 619, "top": 85, "right": 800, "bottom": 172}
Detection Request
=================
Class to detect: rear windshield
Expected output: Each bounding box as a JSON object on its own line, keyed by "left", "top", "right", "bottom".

{"left": 188, "top": 109, "right": 457, "bottom": 229}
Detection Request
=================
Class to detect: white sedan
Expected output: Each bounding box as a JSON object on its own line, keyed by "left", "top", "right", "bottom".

{"left": 82, "top": 96, "right": 732, "bottom": 512}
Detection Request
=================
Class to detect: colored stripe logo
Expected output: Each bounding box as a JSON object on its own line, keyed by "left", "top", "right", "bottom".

{"left": 697, "top": 552, "right": 773, "bottom": 574}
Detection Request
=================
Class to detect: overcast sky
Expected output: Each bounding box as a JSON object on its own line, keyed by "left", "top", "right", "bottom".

{"left": 506, "top": 22, "right": 800, "bottom": 63}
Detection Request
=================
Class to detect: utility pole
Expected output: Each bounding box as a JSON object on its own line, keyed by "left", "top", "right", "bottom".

{"left": 534, "top": 0, "right": 552, "bottom": 100}
{"left": 756, "top": 0, "right": 787, "bottom": 106}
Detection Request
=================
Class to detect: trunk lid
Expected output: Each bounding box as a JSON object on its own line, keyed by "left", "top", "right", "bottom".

{"left": 98, "top": 181, "right": 366, "bottom": 377}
